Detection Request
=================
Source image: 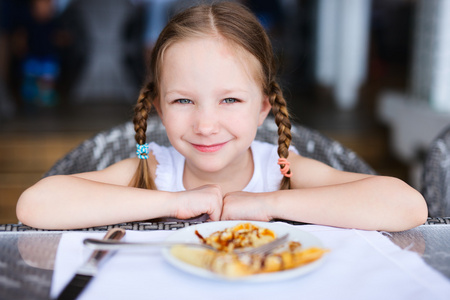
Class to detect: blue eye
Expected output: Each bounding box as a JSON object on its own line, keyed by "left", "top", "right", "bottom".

{"left": 176, "top": 99, "right": 192, "bottom": 104}
{"left": 222, "top": 98, "right": 238, "bottom": 104}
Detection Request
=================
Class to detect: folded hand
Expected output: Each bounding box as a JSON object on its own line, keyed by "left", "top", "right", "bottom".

{"left": 220, "top": 191, "right": 272, "bottom": 221}
{"left": 174, "top": 184, "right": 224, "bottom": 221}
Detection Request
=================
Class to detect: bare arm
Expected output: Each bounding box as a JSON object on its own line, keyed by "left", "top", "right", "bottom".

{"left": 221, "top": 154, "right": 428, "bottom": 232}
{"left": 16, "top": 158, "right": 223, "bottom": 229}
{"left": 273, "top": 176, "right": 426, "bottom": 231}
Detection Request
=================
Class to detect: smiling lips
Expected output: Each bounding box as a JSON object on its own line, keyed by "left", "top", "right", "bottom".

{"left": 192, "top": 142, "right": 227, "bottom": 153}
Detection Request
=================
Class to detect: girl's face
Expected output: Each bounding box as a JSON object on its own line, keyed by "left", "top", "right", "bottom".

{"left": 157, "top": 36, "right": 271, "bottom": 174}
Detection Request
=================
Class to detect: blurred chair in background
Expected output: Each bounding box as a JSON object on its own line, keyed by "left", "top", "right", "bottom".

{"left": 422, "top": 125, "right": 450, "bottom": 217}
{"left": 377, "top": 0, "right": 450, "bottom": 191}
{"left": 44, "top": 116, "right": 375, "bottom": 177}
{"left": 63, "top": 0, "right": 144, "bottom": 103}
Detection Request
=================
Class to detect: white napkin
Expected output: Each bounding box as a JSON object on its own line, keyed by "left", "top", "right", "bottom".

{"left": 50, "top": 224, "right": 450, "bottom": 300}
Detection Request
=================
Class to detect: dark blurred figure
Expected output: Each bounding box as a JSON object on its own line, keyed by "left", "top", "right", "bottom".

{"left": 2, "top": 0, "right": 77, "bottom": 111}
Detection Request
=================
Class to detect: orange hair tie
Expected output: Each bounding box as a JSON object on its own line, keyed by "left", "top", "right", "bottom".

{"left": 277, "top": 158, "right": 292, "bottom": 178}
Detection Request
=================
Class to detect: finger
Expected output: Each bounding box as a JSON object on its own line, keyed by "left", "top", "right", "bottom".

{"left": 207, "top": 207, "right": 221, "bottom": 221}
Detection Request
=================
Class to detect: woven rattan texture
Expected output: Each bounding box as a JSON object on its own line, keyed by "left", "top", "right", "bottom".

{"left": 0, "top": 218, "right": 447, "bottom": 232}
{"left": 424, "top": 217, "right": 450, "bottom": 225}
{"left": 422, "top": 125, "right": 450, "bottom": 217}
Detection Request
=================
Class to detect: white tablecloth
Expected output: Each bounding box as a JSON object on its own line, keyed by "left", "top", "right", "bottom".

{"left": 51, "top": 223, "right": 450, "bottom": 300}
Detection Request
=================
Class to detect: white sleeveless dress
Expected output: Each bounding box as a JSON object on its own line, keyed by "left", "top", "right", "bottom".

{"left": 147, "top": 140, "right": 298, "bottom": 221}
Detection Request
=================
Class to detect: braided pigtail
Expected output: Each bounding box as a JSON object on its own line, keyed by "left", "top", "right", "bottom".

{"left": 130, "top": 82, "right": 157, "bottom": 190}
{"left": 269, "top": 81, "right": 293, "bottom": 190}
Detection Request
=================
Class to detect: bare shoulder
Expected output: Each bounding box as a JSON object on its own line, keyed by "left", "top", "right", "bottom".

{"left": 288, "top": 151, "right": 373, "bottom": 189}
{"left": 71, "top": 152, "right": 158, "bottom": 186}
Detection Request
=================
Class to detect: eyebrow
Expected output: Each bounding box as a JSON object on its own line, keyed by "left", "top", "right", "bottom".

{"left": 218, "top": 88, "right": 251, "bottom": 95}
{"left": 161, "top": 88, "right": 194, "bottom": 99}
{"left": 164, "top": 88, "right": 251, "bottom": 98}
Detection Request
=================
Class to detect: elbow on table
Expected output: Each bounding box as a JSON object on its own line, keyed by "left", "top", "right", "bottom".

{"left": 16, "top": 185, "right": 41, "bottom": 228}
{"left": 392, "top": 177, "right": 428, "bottom": 231}
{"left": 408, "top": 191, "right": 428, "bottom": 228}
{"left": 16, "top": 189, "right": 34, "bottom": 227}
{"left": 370, "top": 176, "right": 428, "bottom": 232}
{"left": 16, "top": 178, "right": 55, "bottom": 229}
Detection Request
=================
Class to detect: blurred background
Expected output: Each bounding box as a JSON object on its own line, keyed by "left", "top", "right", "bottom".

{"left": 1, "top": 0, "right": 449, "bottom": 223}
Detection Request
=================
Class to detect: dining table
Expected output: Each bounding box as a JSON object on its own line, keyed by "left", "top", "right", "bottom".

{"left": 1, "top": 217, "right": 450, "bottom": 300}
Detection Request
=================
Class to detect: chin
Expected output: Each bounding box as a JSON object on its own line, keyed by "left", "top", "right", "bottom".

{"left": 198, "top": 163, "right": 228, "bottom": 174}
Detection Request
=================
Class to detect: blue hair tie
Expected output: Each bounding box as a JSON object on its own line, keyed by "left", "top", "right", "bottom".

{"left": 136, "top": 143, "right": 149, "bottom": 159}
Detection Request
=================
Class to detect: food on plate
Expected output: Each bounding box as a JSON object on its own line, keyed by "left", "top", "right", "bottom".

{"left": 195, "top": 222, "right": 276, "bottom": 252}
{"left": 171, "top": 223, "right": 327, "bottom": 278}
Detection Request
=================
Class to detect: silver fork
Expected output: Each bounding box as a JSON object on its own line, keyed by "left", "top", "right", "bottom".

{"left": 234, "top": 234, "right": 289, "bottom": 255}
{"left": 83, "top": 233, "right": 289, "bottom": 256}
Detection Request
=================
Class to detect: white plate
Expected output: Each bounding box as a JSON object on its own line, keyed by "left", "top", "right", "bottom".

{"left": 162, "top": 221, "right": 326, "bottom": 282}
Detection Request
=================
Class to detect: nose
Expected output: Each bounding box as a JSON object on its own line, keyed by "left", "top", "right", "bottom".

{"left": 193, "top": 107, "right": 220, "bottom": 136}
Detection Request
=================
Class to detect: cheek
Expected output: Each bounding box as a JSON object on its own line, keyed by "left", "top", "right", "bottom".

{"left": 225, "top": 104, "right": 262, "bottom": 129}
{"left": 226, "top": 112, "right": 259, "bottom": 137}
{"left": 163, "top": 115, "right": 185, "bottom": 133}
{"left": 161, "top": 109, "right": 194, "bottom": 137}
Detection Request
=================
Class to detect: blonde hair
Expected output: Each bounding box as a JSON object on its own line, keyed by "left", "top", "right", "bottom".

{"left": 130, "top": 1, "right": 292, "bottom": 190}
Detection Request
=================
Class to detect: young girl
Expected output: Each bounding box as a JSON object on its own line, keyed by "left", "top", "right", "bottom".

{"left": 16, "top": 2, "right": 427, "bottom": 231}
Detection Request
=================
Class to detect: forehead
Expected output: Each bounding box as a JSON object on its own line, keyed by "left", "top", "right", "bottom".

{"left": 159, "top": 36, "right": 263, "bottom": 88}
